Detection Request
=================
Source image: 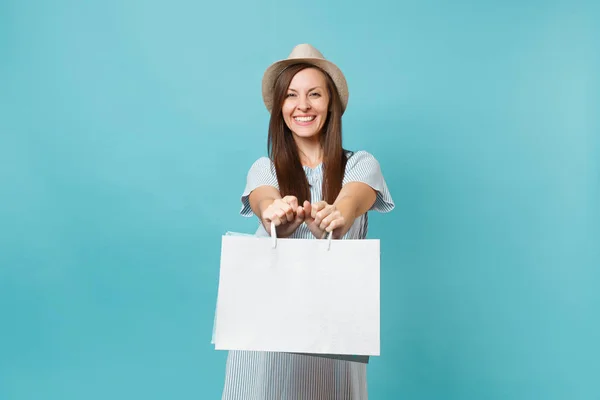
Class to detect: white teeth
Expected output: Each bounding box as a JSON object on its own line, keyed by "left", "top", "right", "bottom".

{"left": 294, "top": 116, "right": 316, "bottom": 122}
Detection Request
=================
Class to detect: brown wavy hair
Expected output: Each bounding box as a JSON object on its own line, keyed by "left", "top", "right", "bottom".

{"left": 267, "top": 63, "right": 347, "bottom": 205}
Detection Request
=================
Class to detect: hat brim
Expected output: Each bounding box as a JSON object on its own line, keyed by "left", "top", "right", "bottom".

{"left": 262, "top": 57, "right": 349, "bottom": 114}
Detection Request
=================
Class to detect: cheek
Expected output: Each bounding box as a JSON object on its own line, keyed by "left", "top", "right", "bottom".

{"left": 316, "top": 98, "right": 329, "bottom": 116}
{"left": 281, "top": 101, "right": 294, "bottom": 115}
{"left": 318, "top": 104, "right": 329, "bottom": 121}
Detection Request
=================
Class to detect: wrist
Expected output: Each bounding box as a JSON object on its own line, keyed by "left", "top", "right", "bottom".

{"left": 334, "top": 197, "right": 357, "bottom": 235}
{"left": 258, "top": 198, "right": 276, "bottom": 215}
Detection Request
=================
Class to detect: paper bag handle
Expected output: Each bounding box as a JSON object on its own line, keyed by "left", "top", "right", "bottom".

{"left": 270, "top": 221, "right": 332, "bottom": 250}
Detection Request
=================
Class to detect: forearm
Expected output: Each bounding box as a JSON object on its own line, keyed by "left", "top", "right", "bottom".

{"left": 333, "top": 195, "right": 359, "bottom": 237}
{"left": 254, "top": 197, "right": 279, "bottom": 233}
{"left": 332, "top": 182, "right": 377, "bottom": 237}
{"left": 256, "top": 197, "right": 277, "bottom": 217}
{"left": 249, "top": 186, "right": 282, "bottom": 220}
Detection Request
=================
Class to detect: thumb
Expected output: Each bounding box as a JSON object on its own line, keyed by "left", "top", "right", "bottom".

{"left": 311, "top": 201, "right": 327, "bottom": 219}
{"left": 303, "top": 201, "right": 313, "bottom": 220}
{"left": 296, "top": 206, "right": 305, "bottom": 221}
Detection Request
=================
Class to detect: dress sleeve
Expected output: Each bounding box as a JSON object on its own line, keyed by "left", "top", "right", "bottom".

{"left": 343, "top": 151, "right": 395, "bottom": 213}
{"left": 240, "top": 157, "right": 280, "bottom": 217}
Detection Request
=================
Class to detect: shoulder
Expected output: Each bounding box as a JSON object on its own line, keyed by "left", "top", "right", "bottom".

{"left": 249, "top": 156, "right": 273, "bottom": 169}
{"left": 342, "top": 150, "right": 395, "bottom": 213}
{"left": 245, "top": 156, "right": 278, "bottom": 187}
{"left": 246, "top": 156, "right": 276, "bottom": 175}
{"left": 343, "top": 150, "right": 388, "bottom": 186}
{"left": 345, "top": 150, "right": 381, "bottom": 171}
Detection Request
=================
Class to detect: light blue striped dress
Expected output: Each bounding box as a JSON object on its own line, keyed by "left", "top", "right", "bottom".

{"left": 222, "top": 150, "right": 395, "bottom": 400}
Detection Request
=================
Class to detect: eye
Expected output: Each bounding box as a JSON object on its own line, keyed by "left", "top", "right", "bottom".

{"left": 309, "top": 92, "right": 321, "bottom": 97}
{"left": 286, "top": 92, "right": 296, "bottom": 98}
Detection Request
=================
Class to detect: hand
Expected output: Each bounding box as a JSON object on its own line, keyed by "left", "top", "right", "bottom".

{"left": 261, "top": 196, "right": 305, "bottom": 238}
{"left": 303, "top": 200, "right": 347, "bottom": 239}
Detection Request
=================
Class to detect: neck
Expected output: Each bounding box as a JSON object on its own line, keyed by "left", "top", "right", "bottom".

{"left": 294, "top": 135, "right": 323, "bottom": 168}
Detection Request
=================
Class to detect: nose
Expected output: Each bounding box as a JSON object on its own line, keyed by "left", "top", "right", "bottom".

{"left": 297, "top": 94, "right": 311, "bottom": 111}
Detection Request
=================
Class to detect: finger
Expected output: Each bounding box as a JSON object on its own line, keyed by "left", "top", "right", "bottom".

{"left": 283, "top": 195, "right": 299, "bottom": 209}
{"left": 311, "top": 204, "right": 321, "bottom": 220}
{"left": 320, "top": 212, "right": 337, "bottom": 231}
{"left": 311, "top": 201, "right": 328, "bottom": 220}
{"left": 319, "top": 211, "right": 341, "bottom": 230}
{"left": 262, "top": 209, "right": 274, "bottom": 224}
{"left": 303, "top": 201, "right": 312, "bottom": 220}
{"left": 275, "top": 209, "right": 288, "bottom": 224}
{"left": 271, "top": 215, "right": 281, "bottom": 226}
{"left": 314, "top": 207, "right": 333, "bottom": 226}
{"left": 325, "top": 217, "right": 344, "bottom": 232}
{"left": 284, "top": 204, "right": 295, "bottom": 221}
{"left": 284, "top": 205, "right": 295, "bottom": 222}
{"left": 313, "top": 210, "right": 325, "bottom": 225}
{"left": 313, "top": 201, "right": 327, "bottom": 211}
{"left": 296, "top": 206, "right": 305, "bottom": 221}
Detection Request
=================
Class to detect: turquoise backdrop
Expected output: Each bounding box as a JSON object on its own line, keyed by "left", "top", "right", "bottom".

{"left": 1, "top": 0, "right": 598, "bottom": 399}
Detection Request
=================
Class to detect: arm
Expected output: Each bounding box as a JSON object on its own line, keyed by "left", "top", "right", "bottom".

{"left": 305, "top": 151, "right": 394, "bottom": 239}
{"left": 304, "top": 182, "right": 377, "bottom": 239}
{"left": 333, "top": 182, "right": 377, "bottom": 234}
{"left": 248, "top": 185, "right": 281, "bottom": 220}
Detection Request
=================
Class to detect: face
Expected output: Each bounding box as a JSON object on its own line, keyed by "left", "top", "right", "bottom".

{"left": 282, "top": 68, "right": 330, "bottom": 139}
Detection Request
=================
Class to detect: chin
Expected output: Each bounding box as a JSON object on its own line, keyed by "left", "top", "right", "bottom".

{"left": 292, "top": 125, "right": 325, "bottom": 139}
{"left": 293, "top": 130, "right": 321, "bottom": 139}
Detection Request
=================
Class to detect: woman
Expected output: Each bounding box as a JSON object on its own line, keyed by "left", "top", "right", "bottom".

{"left": 222, "top": 44, "right": 394, "bottom": 400}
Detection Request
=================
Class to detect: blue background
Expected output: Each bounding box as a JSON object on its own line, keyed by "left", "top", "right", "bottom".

{"left": 1, "top": 0, "right": 599, "bottom": 399}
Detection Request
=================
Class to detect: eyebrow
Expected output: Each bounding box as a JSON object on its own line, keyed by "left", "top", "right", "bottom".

{"left": 288, "top": 86, "right": 323, "bottom": 92}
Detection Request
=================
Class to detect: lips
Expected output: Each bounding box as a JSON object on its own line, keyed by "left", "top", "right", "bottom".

{"left": 293, "top": 115, "right": 316, "bottom": 122}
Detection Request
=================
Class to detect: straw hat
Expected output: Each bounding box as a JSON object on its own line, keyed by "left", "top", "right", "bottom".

{"left": 261, "top": 44, "right": 349, "bottom": 114}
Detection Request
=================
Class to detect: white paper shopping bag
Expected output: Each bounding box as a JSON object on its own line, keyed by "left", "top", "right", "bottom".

{"left": 212, "top": 223, "right": 380, "bottom": 358}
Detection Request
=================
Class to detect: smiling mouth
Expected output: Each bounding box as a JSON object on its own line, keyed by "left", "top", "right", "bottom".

{"left": 293, "top": 116, "right": 316, "bottom": 122}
